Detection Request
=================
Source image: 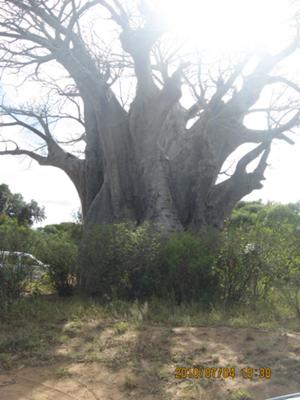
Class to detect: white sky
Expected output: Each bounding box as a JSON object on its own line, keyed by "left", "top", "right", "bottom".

{"left": 0, "top": 0, "right": 300, "bottom": 226}
{"left": 0, "top": 157, "right": 80, "bottom": 225}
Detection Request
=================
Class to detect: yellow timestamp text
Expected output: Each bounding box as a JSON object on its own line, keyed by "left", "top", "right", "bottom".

{"left": 175, "top": 367, "right": 271, "bottom": 380}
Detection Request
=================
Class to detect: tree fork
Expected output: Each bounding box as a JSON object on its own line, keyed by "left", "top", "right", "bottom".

{"left": 0, "top": 0, "right": 300, "bottom": 233}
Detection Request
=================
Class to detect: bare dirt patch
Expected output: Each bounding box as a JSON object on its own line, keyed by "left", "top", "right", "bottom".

{"left": 1, "top": 326, "right": 300, "bottom": 400}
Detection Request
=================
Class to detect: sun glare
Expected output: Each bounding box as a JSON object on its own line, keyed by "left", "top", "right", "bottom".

{"left": 156, "top": 0, "right": 292, "bottom": 54}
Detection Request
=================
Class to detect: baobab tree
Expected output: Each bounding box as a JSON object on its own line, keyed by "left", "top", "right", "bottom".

{"left": 0, "top": 0, "right": 300, "bottom": 232}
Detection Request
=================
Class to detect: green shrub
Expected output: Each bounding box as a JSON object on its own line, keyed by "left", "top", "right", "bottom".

{"left": 36, "top": 234, "right": 78, "bottom": 296}
{"left": 219, "top": 230, "right": 256, "bottom": 305}
{"left": 215, "top": 222, "right": 296, "bottom": 307}
{"left": 79, "top": 224, "right": 220, "bottom": 303}
{"left": 216, "top": 228, "right": 252, "bottom": 305}
{"left": 0, "top": 220, "right": 39, "bottom": 311}
{"left": 161, "top": 231, "right": 220, "bottom": 303}
{"left": 38, "top": 222, "right": 82, "bottom": 245}
{"left": 0, "top": 218, "right": 37, "bottom": 253}
{"left": 272, "top": 231, "right": 300, "bottom": 318}
{"left": 78, "top": 222, "right": 162, "bottom": 299}
{"left": 0, "top": 263, "right": 30, "bottom": 312}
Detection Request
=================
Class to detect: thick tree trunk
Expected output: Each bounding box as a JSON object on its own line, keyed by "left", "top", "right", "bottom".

{"left": 0, "top": 1, "right": 296, "bottom": 234}
{"left": 77, "top": 94, "right": 268, "bottom": 233}
{"left": 73, "top": 64, "right": 274, "bottom": 234}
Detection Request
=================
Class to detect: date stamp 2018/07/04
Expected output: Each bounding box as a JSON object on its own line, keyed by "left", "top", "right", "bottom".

{"left": 175, "top": 367, "right": 271, "bottom": 380}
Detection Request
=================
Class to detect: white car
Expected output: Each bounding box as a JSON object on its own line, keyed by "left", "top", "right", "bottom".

{"left": 0, "top": 251, "right": 47, "bottom": 280}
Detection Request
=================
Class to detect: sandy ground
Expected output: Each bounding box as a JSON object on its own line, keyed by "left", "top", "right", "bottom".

{"left": 1, "top": 326, "right": 300, "bottom": 400}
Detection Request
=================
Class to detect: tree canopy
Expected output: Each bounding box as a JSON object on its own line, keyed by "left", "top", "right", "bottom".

{"left": 0, "top": 183, "right": 45, "bottom": 226}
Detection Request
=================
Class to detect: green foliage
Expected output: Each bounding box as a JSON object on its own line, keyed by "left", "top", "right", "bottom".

{"left": 0, "top": 218, "right": 37, "bottom": 252}
{"left": 216, "top": 227, "right": 249, "bottom": 305}
{"left": 256, "top": 204, "right": 300, "bottom": 231}
{"left": 232, "top": 200, "right": 300, "bottom": 229}
{"left": 231, "top": 200, "right": 265, "bottom": 226}
{"left": 161, "top": 231, "right": 220, "bottom": 303}
{"left": 216, "top": 225, "right": 276, "bottom": 305}
{"left": 79, "top": 222, "right": 162, "bottom": 300}
{"left": 36, "top": 233, "right": 78, "bottom": 296}
{"left": 38, "top": 222, "right": 82, "bottom": 245}
{"left": 0, "top": 263, "right": 30, "bottom": 311}
{"left": 0, "top": 220, "right": 42, "bottom": 310}
{"left": 0, "top": 183, "right": 45, "bottom": 226}
{"left": 33, "top": 222, "right": 82, "bottom": 296}
{"left": 0, "top": 217, "right": 81, "bottom": 299}
{"left": 228, "top": 201, "right": 300, "bottom": 314}
{"left": 77, "top": 207, "right": 300, "bottom": 313}
{"left": 1, "top": 194, "right": 300, "bottom": 322}
{"left": 79, "top": 223, "right": 221, "bottom": 304}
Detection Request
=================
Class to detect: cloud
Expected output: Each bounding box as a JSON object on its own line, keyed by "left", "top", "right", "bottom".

{"left": 0, "top": 155, "right": 80, "bottom": 226}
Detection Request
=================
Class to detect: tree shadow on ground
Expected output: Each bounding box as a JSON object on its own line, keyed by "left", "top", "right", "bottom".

{"left": 1, "top": 297, "right": 300, "bottom": 400}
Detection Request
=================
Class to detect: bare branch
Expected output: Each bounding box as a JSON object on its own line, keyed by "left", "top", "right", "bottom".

{"left": 244, "top": 110, "right": 300, "bottom": 145}
{"left": 0, "top": 138, "right": 47, "bottom": 164}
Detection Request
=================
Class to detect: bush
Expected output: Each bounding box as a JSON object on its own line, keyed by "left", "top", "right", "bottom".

{"left": 0, "top": 218, "right": 38, "bottom": 253}
{"left": 79, "top": 223, "right": 220, "bottom": 303}
{"left": 271, "top": 228, "right": 300, "bottom": 318}
{"left": 216, "top": 227, "right": 252, "bottom": 305}
{"left": 0, "top": 262, "right": 30, "bottom": 312}
{"left": 161, "top": 231, "right": 220, "bottom": 304}
{"left": 215, "top": 222, "right": 296, "bottom": 308}
{"left": 78, "top": 223, "right": 162, "bottom": 299}
{"left": 0, "top": 219, "right": 39, "bottom": 311}
{"left": 38, "top": 222, "right": 82, "bottom": 245}
{"left": 36, "top": 233, "right": 78, "bottom": 296}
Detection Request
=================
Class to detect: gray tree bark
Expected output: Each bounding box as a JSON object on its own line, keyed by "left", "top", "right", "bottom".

{"left": 0, "top": 0, "right": 299, "bottom": 233}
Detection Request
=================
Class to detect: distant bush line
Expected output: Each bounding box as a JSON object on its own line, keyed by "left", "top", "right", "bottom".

{"left": 1, "top": 201, "right": 300, "bottom": 320}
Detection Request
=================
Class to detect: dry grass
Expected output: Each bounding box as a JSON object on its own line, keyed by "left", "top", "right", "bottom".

{"left": 0, "top": 296, "right": 300, "bottom": 399}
